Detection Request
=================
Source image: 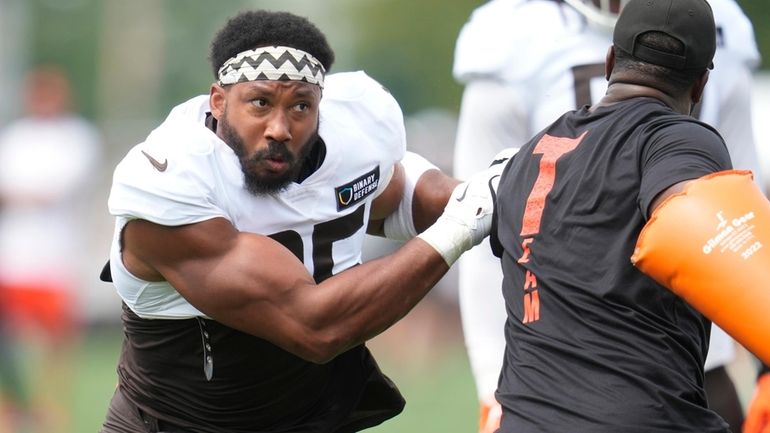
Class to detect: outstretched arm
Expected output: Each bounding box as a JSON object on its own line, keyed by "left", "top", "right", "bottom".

{"left": 120, "top": 162, "right": 500, "bottom": 364}
{"left": 122, "top": 216, "right": 449, "bottom": 363}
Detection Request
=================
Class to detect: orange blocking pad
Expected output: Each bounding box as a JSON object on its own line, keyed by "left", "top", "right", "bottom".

{"left": 632, "top": 170, "right": 770, "bottom": 365}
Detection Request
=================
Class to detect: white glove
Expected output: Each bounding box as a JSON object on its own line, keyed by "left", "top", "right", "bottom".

{"left": 418, "top": 148, "right": 516, "bottom": 265}
{"left": 485, "top": 147, "right": 517, "bottom": 195}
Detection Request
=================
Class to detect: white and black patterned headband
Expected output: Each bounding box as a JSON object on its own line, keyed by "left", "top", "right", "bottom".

{"left": 217, "top": 45, "right": 326, "bottom": 88}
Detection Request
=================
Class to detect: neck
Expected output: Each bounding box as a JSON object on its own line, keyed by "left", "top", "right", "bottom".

{"left": 592, "top": 82, "right": 691, "bottom": 114}
{"left": 296, "top": 136, "right": 326, "bottom": 183}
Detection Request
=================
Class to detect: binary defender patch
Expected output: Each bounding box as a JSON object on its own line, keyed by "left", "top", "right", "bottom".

{"left": 335, "top": 166, "right": 380, "bottom": 211}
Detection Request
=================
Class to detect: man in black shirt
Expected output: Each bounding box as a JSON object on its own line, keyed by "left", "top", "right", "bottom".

{"left": 492, "top": 0, "right": 770, "bottom": 431}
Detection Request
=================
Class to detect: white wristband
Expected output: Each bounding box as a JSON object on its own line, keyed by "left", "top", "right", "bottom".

{"left": 383, "top": 151, "right": 438, "bottom": 241}
{"left": 417, "top": 215, "right": 473, "bottom": 266}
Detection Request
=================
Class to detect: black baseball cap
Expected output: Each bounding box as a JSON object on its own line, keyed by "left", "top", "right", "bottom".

{"left": 613, "top": 0, "right": 716, "bottom": 70}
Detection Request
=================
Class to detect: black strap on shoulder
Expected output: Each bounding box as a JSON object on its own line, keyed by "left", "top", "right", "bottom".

{"left": 100, "top": 260, "right": 113, "bottom": 282}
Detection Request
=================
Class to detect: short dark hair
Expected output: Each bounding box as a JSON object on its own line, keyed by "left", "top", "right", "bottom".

{"left": 613, "top": 31, "right": 703, "bottom": 96}
{"left": 208, "top": 10, "right": 335, "bottom": 80}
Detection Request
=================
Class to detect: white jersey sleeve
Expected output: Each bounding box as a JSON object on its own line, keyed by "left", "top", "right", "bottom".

{"left": 699, "top": 0, "right": 762, "bottom": 189}
{"left": 453, "top": 81, "right": 529, "bottom": 180}
{"left": 108, "top": 95, "right": 228, "bottom": 226}
{"left": 107, "top": 95, "right": 234, "bottom": 319}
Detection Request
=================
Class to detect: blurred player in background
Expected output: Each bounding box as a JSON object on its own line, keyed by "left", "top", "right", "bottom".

{"left": 451, "top": 0, "right": 767, "bottom": 431}
{"left": 0, "top": 65, "right": 102, "bottom": 433}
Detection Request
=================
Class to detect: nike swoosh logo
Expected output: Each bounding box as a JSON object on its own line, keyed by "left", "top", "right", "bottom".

{"left": 141, "top": 150, "right": 168, "bottom": 172}
{"left": 488, "top": 174, "right": 501, "bottom": 197}
{"left": 456, "top": 183, "right": 470, "bottom": 202}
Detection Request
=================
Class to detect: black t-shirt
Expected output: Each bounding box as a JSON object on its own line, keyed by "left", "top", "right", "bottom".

{"left": 492, "top": 98, "right": 732, "bottom": 433}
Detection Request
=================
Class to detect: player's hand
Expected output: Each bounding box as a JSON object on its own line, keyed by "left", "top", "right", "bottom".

{"left": 744, "top": 373, "right": 770, "bottom": 433}
{"left": 417, "top": 147, "right": 515, "bottom": 265}
{"left": 486, "top": 147, "right": 517, "bottom": 193}
{"left": 442, "top": 179, "right": 493, "bottom": 247}
{"left": 479, "top": 395, "right": 502, "bottom": 433}
{"left": 443, "top": 147, "right": 517, "bottom": 245}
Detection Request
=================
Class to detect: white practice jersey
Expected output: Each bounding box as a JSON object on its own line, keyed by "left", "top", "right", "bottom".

{"left": 108, "top": 71, "right": 405, "bottom": 319}
{"left": 0, "top": 116, "right": 101, "bottom": 286}
{"left": 699, "top": 0, "right": 762, "bottom": 187}
{"left": 454, "top": 0, "right": 609, "bottom": 168}
{"left": 452, "top": 0, "right": 761, "bottom": 398}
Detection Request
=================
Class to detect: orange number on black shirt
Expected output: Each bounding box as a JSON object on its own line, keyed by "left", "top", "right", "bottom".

{"left": 521, "top": 132, "right": 586, "bottom": 236}
{"left": 518, "top": 132, "right": 586, "bottom": 324}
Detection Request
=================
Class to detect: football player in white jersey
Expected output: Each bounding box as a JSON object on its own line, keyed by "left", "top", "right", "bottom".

{"left": 452, "top": 0, "right": 767, "bottom": 432}
{"left": 99, "top": 10, "right": 511, "bottom": 433}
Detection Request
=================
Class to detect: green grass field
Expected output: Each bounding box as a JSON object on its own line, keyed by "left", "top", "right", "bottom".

{"left": 367, "top": 349, "right": 478, "bottom": 433}
{"left": 71, "top": 327, "right": 123, "bottom": 433}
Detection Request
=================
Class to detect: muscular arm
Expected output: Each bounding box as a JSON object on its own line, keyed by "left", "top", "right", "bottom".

{"left": 411, "top": 169, "right": 460, "bottom": 232}
{"left": 121, "top": 216, "right": 449, "bottom": 363}
{"left": 367, "top": 161, "right": 459, "bottom": 236}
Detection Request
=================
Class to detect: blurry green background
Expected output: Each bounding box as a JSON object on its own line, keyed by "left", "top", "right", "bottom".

{"left": 0, "top": 0, "right": 768, "bottom": 432}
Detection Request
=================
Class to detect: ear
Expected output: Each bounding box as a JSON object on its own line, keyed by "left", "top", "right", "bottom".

{"left": 605, "top": 46, "right": 615, "bottom": 81}
{"left": 690, "top": 69, "right": 710, "bottom": 104}
{"left": 209, "top": 84, "right": 226, "bottom": 120}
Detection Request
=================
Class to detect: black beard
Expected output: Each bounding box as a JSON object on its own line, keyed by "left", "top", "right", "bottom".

{"left": 219, "top": 116, "right": 317, "bottom": 196}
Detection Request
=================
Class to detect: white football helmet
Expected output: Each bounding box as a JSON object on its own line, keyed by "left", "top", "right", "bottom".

{"left": 562, "top": 0, "right": 629, "bottom": 32}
